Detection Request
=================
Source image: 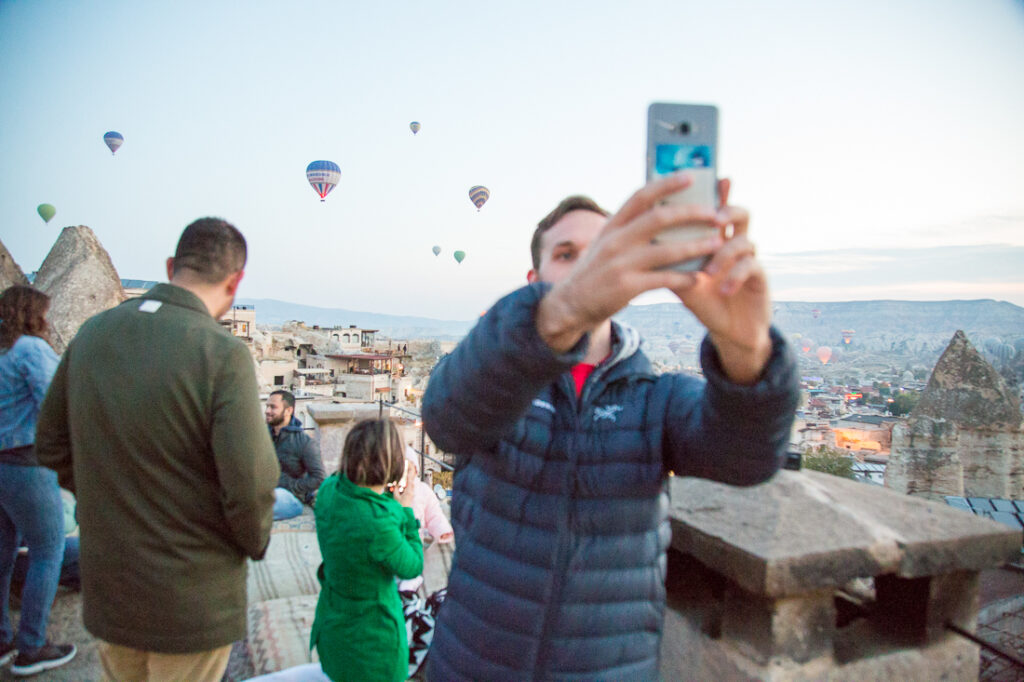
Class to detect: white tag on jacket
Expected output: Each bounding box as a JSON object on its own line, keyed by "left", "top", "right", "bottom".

{"left": 532, "top": 399, "right": 556, "bottom": 414}
{"left": 139, "top": 300, "right": 162, "bottom": 313}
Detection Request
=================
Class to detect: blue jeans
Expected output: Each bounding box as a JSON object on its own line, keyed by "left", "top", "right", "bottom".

{"left": 13, "top": 535, "right": 80, "bottom": 589}
{"left": 0, "top": 463, "right": 65, "bottom": 651}
{"left": 273, "top": 488, "right": 303, "bottom": 521}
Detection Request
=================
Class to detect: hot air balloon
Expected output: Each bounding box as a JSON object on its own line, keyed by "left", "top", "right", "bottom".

{"left": 801, "top": 338, "right": 814, "bottom": 354}
{"left": 306, "top": 160, "right": 341, "bottom": 202}
{"left": 410, "top": 121, "right": 421, "bottom": 134}
{"left": 816, "top": 346, "right": 832, "bottom": 365}
{"left": 811, "top": 308, "right": 821, "bottom": 319}
{"left": 453, "top": 250, "right": 466, "bottom": 264}
{"left": 841, "top": 329, "right": 855, "bottom": 345}
{"left": 37, "top": 204, "right": 56, "bottom": 223}
{"left": 103, "top": 131, "right": 123, "bottom": 155}
{"left": 468, "top": 186, "right": 489, "bottom": 211}
{"left": 432, "top": 245, "right": 441, "bottom": 256}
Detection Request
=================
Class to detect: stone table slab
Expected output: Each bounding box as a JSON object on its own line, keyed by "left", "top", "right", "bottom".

{"left": 669, "top": 470, "right": 1022, "bottom": 597}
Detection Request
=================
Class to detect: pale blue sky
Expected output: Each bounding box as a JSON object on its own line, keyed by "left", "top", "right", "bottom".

{"left": 2, "top": 0, "right": 1023, "bottom": 319}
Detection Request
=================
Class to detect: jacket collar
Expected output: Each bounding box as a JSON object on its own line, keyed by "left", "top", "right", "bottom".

{"left": 140, "top": 283, "right": 212, "bottom": 318}
{"left": 598, "top": 320, "right": 652, "bottom": 382}
{"left": 270, "top": 415, "right": 305, "bottom": 437}
{"left": 336, "top": 472, "right": 394, "bottom": 508}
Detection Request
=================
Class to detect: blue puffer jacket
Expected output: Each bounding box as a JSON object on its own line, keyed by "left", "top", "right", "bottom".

{"left": 422, "top": 283, "right": 799, "bottom": 681}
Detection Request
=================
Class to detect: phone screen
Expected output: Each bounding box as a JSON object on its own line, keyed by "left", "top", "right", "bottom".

{"left": 652, "top": 143, "right": 716, "bottom": 208}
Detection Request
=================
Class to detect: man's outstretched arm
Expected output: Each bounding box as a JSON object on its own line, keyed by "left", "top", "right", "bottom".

{"left": 422, "top": 283, "right": 587, "bottom": 456}
{"left": 662, "top": 328, "right": 799, "bottom": 487}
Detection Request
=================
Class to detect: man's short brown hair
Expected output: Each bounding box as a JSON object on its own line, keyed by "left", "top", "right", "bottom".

{"left": 530, "top": 196, "right": 609, "bottom": 271}
{"left": 172, "top": 218, "right": 247, "bottom": 284}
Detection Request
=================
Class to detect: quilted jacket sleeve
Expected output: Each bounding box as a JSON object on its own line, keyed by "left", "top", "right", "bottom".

{"left": 662, "top": 326, "right": 799, "bottom": 486}
{"left": 422, "top": 283, "right": 586, "bottom": 455}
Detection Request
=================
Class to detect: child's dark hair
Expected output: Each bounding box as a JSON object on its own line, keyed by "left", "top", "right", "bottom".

{"left": 340, "top": 418, "right": 405, "bottom": 487}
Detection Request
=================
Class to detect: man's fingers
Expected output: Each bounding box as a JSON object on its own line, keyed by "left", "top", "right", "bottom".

{"left": 717, "top": 255, "right": 765, "bottom": 296}
{"left": 607, "top": 172, "right": 695, "bottom": 230}
{"left": 625, "top": 202, "right": 718, "bottom": 244}
{"left": 715, "top": 205, "right": 750, "bottom": 237}
{"left": 630, "top": 269, "right": 698, "bottom": 295}
{"left": 704, "top": 235, "right": 756, "bottom": 277}
{"left": 629, "top": 235, "right": 722, "bottom": 273}
{"left": 718, "top": 178, "right": 731, "bottom": 208}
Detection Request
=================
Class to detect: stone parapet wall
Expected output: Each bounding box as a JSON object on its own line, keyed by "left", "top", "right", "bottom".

{"left": 305, "top": 403, "right": 381, "bottom": 472}
{"left": 661, "top": 470, "right": 1021, "bottom": 680}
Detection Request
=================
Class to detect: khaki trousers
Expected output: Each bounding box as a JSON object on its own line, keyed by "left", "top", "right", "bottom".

{"left": 98, "top": 641, "right": 233, "bottom": 682}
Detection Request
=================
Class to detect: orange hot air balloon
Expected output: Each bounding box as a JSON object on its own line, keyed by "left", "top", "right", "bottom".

{"left": 816, "top": 346, "right": 832, "bottom": 364}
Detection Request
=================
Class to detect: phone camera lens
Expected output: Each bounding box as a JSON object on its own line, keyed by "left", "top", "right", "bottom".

{"left": 678, "top": 122, "right": 691, "bottom": 135}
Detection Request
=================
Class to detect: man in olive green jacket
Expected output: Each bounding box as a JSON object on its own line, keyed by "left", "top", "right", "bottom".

{"left": 36, "top": 218, "right": 279, "bottom": 682}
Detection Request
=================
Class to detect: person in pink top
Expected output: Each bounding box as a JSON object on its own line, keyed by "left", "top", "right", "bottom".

{"left": 404, "top": 447, "right": 453, "bottom": 545}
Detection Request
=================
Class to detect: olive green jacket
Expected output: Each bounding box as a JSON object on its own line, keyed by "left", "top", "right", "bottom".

{"left": 312, "top": 474, "right": 423, "bottom": 682}
{"left": 36, "top": 283, "right": 279, "bottom": 653}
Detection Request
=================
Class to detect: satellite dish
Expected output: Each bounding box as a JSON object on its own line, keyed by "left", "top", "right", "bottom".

{"left": 433, "top": 484, "right": 446, "bottom": 500}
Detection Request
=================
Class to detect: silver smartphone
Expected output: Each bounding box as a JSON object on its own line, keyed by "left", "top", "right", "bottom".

{"left": 646, "top": 102, "right": 719, "bottom": 271}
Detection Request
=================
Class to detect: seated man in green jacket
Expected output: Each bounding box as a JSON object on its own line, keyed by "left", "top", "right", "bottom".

{"left": 265, "top": 390, "right": 325, "bottom": 518}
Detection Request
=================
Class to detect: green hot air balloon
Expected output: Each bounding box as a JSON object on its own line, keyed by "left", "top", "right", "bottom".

{"left": 453, "top": 250, "right": 466, "bottom": 264}
{"left": 37, "top": 204, "right": 56, "bottom": 223}
{"left": 432, "top": 245, "right": 441, "bottom": 256}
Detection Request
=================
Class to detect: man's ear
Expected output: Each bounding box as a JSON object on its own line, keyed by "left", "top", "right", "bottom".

{"left": 527, "top": 269, "right": 538, "bottom": 284}
{"left": 165, "top": 257, "right": 175, "bottom": 281}
{"left": 225, "top": 270, "right": 245, "bottom": 297}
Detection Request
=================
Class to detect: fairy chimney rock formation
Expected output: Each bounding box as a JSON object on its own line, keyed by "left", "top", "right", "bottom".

{"left": 0, "top": 239, "right": 29, "bottom": 290}
{"left": 33, "top": 226, "right": 125, "bottom": 353}
{"left": 886, "top": 330, "right": 1024, "bottom": 500}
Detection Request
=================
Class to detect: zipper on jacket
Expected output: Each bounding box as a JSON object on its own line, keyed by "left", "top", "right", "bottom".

{"left": 534, "top": 374, "right": 581, "bottom": 677}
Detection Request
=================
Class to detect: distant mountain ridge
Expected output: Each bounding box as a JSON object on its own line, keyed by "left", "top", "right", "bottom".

{"left": 237, "top": 298, "right": 474, "bottom": 339}
{"left": 240, "top": 297, "right": 1024, "bottom": 345}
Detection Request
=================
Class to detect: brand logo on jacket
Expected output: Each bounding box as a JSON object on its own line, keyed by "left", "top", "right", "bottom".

{"left": 532, "top": 399, "right": 556, "bottom": 414}
{"left": 594, "top": 405, "right": 624, "bottom": 422}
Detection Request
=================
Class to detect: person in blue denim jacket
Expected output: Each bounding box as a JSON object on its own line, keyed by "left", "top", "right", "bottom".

{"left": 0, "top": 285, "right": 77, "bottom": 675}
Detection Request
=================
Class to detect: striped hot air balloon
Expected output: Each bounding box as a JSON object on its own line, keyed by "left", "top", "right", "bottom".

{"left": 410, "top": 121, "right": 421, "bottom": 134}
{"left": 453, "top": 250, "right": 466, "bottom": 264}
{"left": 432, "top": 245, "right": 441, "bottom": 256}
{"left": 103, "top": 131, "right": 124, "bottom": 155}
{"left": 306, "top": 160, "right": 341, "bottom": 202}
{"left": 468, "top": 185, "right": 489, "bottom": 211}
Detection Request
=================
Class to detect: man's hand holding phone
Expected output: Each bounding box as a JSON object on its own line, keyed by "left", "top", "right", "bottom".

{"left": 536, "top": 172, "right": 771, "bottom": 386}
{"left": 672, "top": 177, "right": 772, "bottom": 386}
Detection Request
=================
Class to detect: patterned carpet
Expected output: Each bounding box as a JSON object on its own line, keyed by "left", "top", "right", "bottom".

{"left": 3, "top": 504, "right": 454, "bottom": 681}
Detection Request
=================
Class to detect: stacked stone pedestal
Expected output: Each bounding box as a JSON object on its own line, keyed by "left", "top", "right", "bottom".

{"left": 661, "top": 470, "right": 1021, "bottom": 681}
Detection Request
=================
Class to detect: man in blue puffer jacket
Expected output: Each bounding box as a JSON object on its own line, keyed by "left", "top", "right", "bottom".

{"left": 422, "top": 173, "right": 800, "bottom": 681}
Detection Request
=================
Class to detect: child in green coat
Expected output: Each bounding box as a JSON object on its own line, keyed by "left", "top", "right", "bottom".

{"left": 311, "top": 419, "right": 423, "bottom": 682}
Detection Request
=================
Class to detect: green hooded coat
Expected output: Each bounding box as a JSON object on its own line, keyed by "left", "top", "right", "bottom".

{"left": 312, "top": 473, "right": 423, "bottom": 682}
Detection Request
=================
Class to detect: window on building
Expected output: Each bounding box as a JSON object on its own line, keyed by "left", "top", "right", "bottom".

{"left": 274, "top": 375, "right": 284, "bottom": 385}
